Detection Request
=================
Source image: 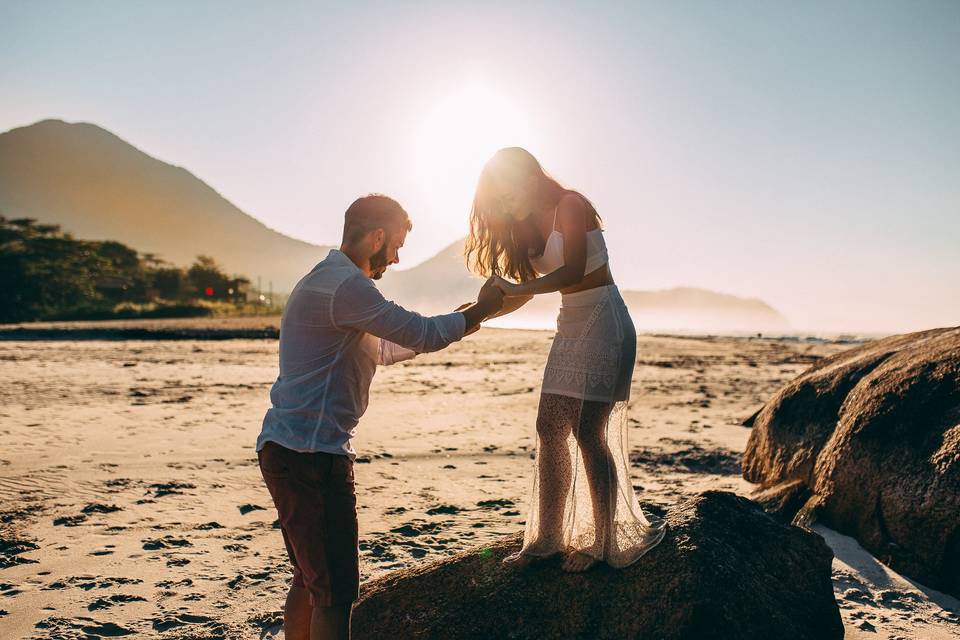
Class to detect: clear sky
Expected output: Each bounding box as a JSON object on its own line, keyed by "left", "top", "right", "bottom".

{"left": 2, "top": 0, "right": 958, "bottom": 332}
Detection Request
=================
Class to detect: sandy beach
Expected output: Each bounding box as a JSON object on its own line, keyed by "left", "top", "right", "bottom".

{"left": 1, "top": 324, "right": 957, "bottom": 639}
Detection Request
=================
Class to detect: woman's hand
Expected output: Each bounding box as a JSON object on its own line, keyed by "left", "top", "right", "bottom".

{"left": 491, "top": 275, "right": 523, "bottom": 297}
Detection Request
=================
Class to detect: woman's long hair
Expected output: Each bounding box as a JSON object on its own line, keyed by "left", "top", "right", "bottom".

{"left": 465, "top": 147, "right": 600, "bottom": 282}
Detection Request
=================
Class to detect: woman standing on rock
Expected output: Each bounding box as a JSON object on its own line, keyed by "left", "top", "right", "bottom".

{"left": 466, "top": 147, "right": 665, "bottom": 571}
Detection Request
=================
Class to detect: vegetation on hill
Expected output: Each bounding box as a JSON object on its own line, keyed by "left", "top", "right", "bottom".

{"left": 0, "top": 215, "right": 257, "bottom": 323}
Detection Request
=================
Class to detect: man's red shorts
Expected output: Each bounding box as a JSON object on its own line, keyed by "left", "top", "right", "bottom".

{"left": 258, "top": 441, "right": 359, "bottom": 607}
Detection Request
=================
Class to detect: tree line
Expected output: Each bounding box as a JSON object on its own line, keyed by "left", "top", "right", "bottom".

{"left": 0, "top": 215, "right": 251, "bottom": 323}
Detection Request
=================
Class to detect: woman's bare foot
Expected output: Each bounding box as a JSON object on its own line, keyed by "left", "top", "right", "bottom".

{"left": 561, "top": 550, "right": 601, "bottom": 572}
{"left": 502, "top": 540, "right": 560, "bottom": 567}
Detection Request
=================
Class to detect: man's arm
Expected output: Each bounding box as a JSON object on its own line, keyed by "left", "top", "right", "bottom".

{"left": 333, "top": 273, "right": 469, "bottom": 354}
{"left": 373, "top": 295, "right": 500, "bottom": 366}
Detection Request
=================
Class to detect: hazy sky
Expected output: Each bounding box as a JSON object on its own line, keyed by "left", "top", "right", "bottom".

{"left": 2, "top": 1, "right": 958, "bottom": 332}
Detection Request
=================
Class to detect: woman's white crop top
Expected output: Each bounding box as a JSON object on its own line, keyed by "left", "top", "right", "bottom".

{"left": 528, "top": 206, "right": 609, "bottom": 276}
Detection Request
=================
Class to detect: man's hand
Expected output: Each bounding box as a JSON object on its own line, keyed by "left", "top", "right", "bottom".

{"left": 478, "top": 277, "right": 506, "bottom": 313}
{"left": 455, "top": 302, "right": 481, "bottom": 336}
{"left": 459, "top": 279, "right": 505, "bottom": 335}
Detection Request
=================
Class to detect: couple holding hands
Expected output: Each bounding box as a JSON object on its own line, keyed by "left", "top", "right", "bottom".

{"left": 256, "top": 148, "right": 665, "bottom": 639}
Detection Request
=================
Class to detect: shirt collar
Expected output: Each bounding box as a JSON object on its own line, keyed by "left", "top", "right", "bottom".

{"left": 327, "top": 249, "right": 363, "bottom": 273}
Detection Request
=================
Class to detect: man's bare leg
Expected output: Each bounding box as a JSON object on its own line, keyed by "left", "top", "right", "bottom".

{"left": 283, "top": 584, "right": 313, "bottom": 640}
{"left": 311, "top": 604, "right": 352, "bottom": 640}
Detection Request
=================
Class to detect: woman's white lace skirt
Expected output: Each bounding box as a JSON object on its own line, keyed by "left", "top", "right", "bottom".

{"left": 542, "top": 284, "right": 634, "bottom": 402}
{"left": 519, "top": 284, "right": 666, "bottom": 568}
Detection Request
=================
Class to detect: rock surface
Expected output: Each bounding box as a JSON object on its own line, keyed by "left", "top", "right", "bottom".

{"left": 353, "top": 491, "right": 841, "bottom": 640}
{"left": 743, "top": 326, "right": 960, "bottom": 597}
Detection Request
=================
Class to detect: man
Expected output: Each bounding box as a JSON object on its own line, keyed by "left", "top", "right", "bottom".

{"left": 256, "top": 194, "right": 504, "bottom": 640}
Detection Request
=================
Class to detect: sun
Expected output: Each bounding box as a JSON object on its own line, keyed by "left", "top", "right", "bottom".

{"left": 410, "top": 81, "right": 540, "bottom": 219}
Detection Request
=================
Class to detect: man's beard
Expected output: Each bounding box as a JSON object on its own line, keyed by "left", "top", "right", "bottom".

{"left": 369, "top": 242, "right": 389, "bottom": 280}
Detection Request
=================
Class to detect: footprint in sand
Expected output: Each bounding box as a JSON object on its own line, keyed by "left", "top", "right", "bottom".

{"left": 238, "top": 503, "right": 266, "bottom": 515}
{"left": 248, "top": 610, "right": 284, "bottom": 633}
{"left": 226, "top": 571, "right": 271, "bottom": 589}
{"left": 0, "top": 537, "right": 40, "bottom": 568}
{"left": 44, "top": 576, "right": 142, "bottom": 591}
{"left": 155, "top": 578, "right": 193, "bottom": 589}
{"left": 87, "top": 594, "right": 147, "bottom": 611}
{"left": 142, "top": 536, "right": 192, "bottom": 551}
{"left": 425, "top": 505, "right": 461, "bottom": 516}
{"left": 34, "top": 616, "right": 136, "bottom": 637}
{"left": 476, "top": 499, "right": 515, "bottom": 510}
{"left": 390, "top": 522, "right": 444, "bottom": 537}
{"left": 151, "top": 612, "right": 217, "bottom": 633}
{"left": 147, "top": 481, "right": 196, "bottom": 498}
{"left": 82, "top": 503, "right": 122, "bottom": 514}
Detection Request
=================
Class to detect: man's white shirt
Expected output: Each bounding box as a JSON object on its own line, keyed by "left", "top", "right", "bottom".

{"left": 257, "top": 250, "right": 465, "bottom": 459}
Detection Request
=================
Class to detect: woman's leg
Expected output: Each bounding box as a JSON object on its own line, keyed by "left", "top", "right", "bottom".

{"left": 532, "top": 393, "right": 578, "bottom": 547}
{"left": 504, "top": 392, "right": 577, "bottom": 565}
{"left": 564, "top": 399, "right": 616, "bottom": 572}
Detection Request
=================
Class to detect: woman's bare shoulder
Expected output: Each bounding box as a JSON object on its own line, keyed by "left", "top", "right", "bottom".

{"left": 556, "top": 191, "right": 590, "bottom": 229}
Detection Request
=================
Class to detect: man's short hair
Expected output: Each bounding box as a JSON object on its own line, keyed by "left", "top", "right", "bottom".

{"left": 342, "top": 194, "right": 412, "bottom": 245}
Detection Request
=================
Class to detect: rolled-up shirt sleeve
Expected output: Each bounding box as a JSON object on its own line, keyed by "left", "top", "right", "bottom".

{"left": 332, "top": 273, "right": 466, "bottom": 353}
{"left": 377, "top": 339, "right": 417, "bottom": 365}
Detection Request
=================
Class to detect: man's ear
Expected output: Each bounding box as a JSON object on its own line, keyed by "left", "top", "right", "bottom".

{"left": 369, "top": 228, "right": 386, "bottom": 251}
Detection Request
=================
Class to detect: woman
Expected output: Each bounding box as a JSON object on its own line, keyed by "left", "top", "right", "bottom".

{"left": 466, "top": 147, "right": 665, "bottom": 572}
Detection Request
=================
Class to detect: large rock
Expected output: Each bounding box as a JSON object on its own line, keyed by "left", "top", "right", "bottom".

{"left": 743, "top": 326, "right": 960, "bottom": 597}
{"left": 353, "top": 491, "right": 841, "bottom": 640}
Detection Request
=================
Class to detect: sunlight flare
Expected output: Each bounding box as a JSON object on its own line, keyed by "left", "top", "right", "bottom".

{"left": 410, "top": 81, "right": 541, "bottom": 219}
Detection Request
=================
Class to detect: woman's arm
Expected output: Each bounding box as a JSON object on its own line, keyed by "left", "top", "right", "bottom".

{"left": 487, "top": 294, "right": 533, "bottom": 318}
{"left": 496, "top": 193, "right": 588, "bottom": 297}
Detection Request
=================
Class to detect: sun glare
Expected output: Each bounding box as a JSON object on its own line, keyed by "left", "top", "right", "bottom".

{"left": 410, "top": 82, "right": 540, "bottom": 222}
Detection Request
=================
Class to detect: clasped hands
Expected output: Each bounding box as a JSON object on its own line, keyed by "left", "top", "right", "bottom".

{"left": 478, "top": 276, "right": 524, "bottom": 309}
{"left": 457, "top": 276, "right": 523, "bottom": 336}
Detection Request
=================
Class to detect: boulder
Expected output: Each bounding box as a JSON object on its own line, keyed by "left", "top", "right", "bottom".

{"left": 743, "top": 326, "right": 960, "bottom": 596}
{"left": 353, "top": 491, "right": 841, "bottom": 640}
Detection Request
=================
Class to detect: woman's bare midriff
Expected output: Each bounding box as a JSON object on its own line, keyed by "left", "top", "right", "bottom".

{"left": 560, "top": 263, "right": 614, "bottom": 295}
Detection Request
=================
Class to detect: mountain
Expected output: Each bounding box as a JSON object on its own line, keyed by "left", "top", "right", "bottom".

{"left": 0, "top": 119, "right": 333, "bottom": 291}
{"left": 379, "top": 239, "right": 790, "bottom": 332}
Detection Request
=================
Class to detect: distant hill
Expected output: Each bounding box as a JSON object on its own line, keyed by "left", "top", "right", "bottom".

{"left": 0, "top": 119, "right": 333, "bottom": 291}
{"left": 379, "top": 239, "right": 790, "bottom": 332}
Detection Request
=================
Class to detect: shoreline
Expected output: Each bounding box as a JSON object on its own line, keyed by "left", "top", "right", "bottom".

{"left": 0, "top": 316, "right": 880, "bottom": 343}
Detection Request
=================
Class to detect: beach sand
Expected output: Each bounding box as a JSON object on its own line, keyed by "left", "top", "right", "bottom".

{"left": 0, "top": 326, "right": 957, "bottom": 638}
